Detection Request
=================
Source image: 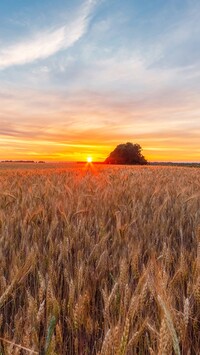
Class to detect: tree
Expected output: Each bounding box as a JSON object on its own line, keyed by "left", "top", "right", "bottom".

{"left": 104, "top": 142, "right": 147, "bottom": 165}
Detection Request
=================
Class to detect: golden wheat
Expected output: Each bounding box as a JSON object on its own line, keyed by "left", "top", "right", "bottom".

{"left": 0, "top": 163, "right": 199, "bottom": 354}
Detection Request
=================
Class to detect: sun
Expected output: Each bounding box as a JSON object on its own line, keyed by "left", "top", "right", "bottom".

{"left": 87, "top": 156, "right": 93, "bottom": 163}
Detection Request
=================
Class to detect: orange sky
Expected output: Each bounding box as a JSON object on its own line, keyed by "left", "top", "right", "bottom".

{"left": 1, "top": 125, "right": 199, "bottom": 162}
{"left": 0, "top": 88, "right": 200, "bottom": 162}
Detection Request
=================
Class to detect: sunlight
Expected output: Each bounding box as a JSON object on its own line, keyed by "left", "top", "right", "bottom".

{"left": 87, "top": 156, "right": 93, "bottom": 163}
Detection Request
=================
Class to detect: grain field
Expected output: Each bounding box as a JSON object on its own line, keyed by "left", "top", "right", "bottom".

{"left": 0, "top": 163, "right": 199, "bottom": 354}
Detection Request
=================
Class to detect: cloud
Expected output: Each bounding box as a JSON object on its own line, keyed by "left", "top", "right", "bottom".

{"left": 0, "top": 1, "right": 96, "bottom": 69}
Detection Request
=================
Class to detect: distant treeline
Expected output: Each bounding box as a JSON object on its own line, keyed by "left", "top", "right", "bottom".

{"left": 0, "top": 160, "right": 45, "bottom": 163}
{"left": 77, "top": 161, "right": 200, "bottom": 167}
{"left": 150, "top": 162, "right": 200, "bottom": 168}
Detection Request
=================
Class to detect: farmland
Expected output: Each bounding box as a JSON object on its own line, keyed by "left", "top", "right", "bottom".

{"left": 0, "top": 163, "right": 199, "bottom": 354}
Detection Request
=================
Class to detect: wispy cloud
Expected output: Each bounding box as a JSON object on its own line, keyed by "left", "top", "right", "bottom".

{"left": 0, "top": 1, "right": 96, "bottom": 69}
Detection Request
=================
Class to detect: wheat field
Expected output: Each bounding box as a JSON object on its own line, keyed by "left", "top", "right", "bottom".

{"left": 0, "top": 163, "right": 199, "bottom": 354}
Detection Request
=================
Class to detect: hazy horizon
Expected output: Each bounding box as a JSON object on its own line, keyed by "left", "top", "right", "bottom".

{"left": 0, "top": 0, "right": 200, "bottom": 162}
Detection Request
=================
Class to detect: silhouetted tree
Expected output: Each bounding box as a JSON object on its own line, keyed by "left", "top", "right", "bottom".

{"left": 105, "top": 142, "right": 147, "bottom": 165}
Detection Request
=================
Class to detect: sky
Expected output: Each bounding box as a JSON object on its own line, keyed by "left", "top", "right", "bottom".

{"left": 0, "top": 0, "right": 200, "bottom": 162}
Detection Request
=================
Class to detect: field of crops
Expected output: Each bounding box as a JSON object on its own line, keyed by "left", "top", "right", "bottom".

{"left": 0, "top": 163, "right": 199, "bottom": 354}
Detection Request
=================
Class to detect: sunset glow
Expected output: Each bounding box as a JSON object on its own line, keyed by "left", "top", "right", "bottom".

{"left": 87, "top": 156, "right": 93, "bottom": 163}
{"left": 0, "top": 0, "right": 199, "bottom": 162}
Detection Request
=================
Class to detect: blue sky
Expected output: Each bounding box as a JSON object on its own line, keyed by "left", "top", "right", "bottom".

{"left": 0, "top": 0, "right": 200, "bottom": 161}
